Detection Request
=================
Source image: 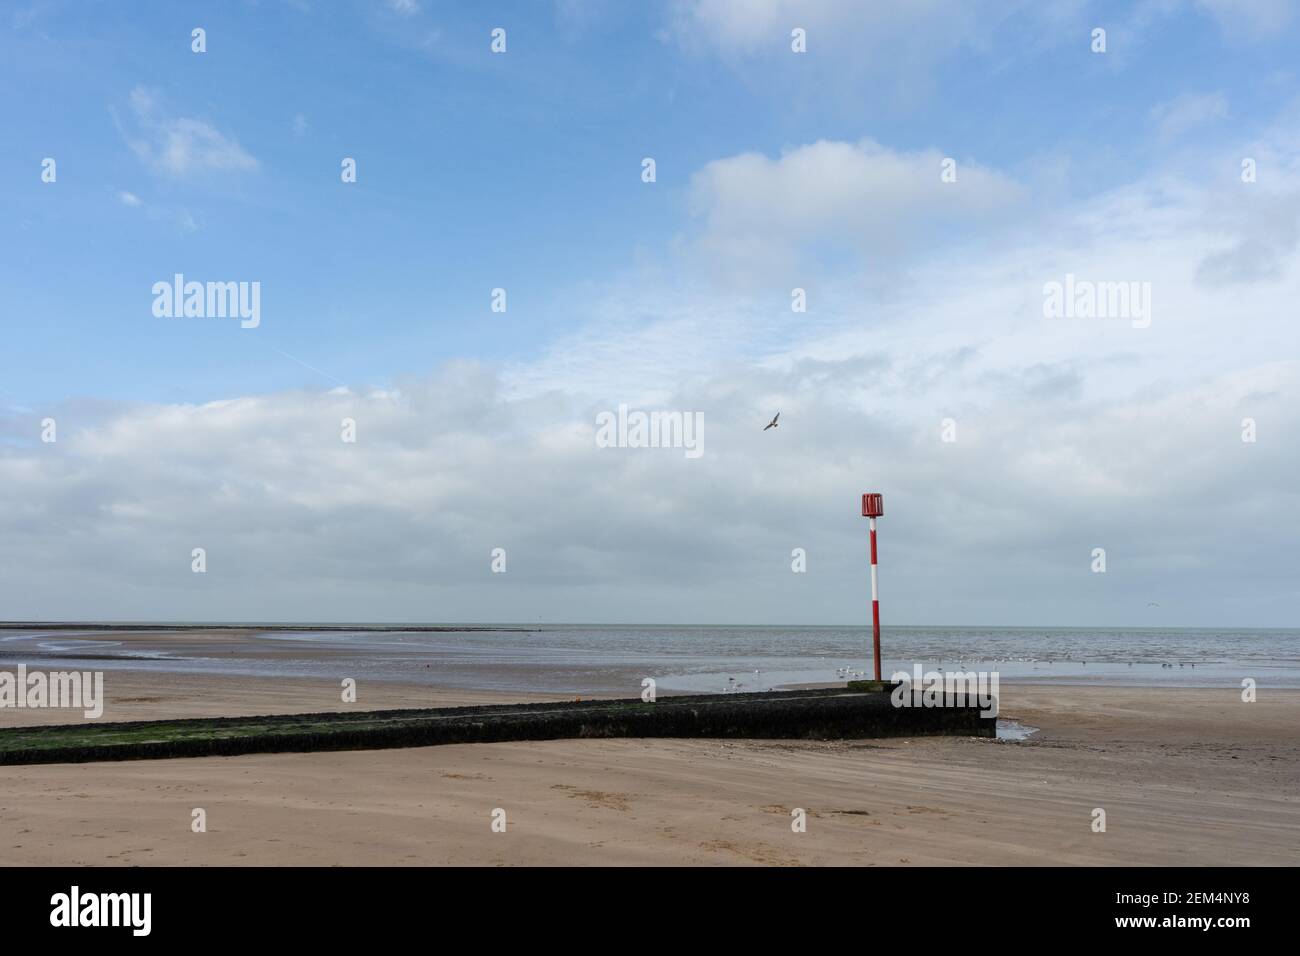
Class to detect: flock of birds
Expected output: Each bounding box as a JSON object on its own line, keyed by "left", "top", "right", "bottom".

{"left": 716, "top": 658, "right": 1196, "bottom": 691}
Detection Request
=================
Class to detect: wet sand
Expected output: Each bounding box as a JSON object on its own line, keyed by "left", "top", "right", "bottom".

{"left": 0, "top": 669, "right": 575, "bottom": 727}
{"left": 1, "top": 672, "right": 1295, "bottom": 865}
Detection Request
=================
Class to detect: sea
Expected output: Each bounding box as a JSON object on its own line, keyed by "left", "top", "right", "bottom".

{"left": 2, "top": 624, "right": 1297, "bottom": 696}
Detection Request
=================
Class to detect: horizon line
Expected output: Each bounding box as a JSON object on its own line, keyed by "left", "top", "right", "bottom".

{"left": 0, "top": 620, "right": 1294, "bottom": 633}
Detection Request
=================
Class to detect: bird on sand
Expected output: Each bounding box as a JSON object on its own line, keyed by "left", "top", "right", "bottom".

{"left": 763, "top": 412, "right": 780, "bottom": 431}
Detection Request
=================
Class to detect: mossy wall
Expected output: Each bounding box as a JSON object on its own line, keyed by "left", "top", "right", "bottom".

{"left": 0, "top": 688, "right": 993, "bottom": 766}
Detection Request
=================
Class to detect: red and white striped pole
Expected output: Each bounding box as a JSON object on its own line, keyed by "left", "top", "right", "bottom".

{"left": 861, "top": 493, "right": 884, "bottom": 681}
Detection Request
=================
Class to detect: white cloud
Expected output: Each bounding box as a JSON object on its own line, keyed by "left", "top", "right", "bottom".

{"left": 555, "top": 0, "right": 615, "bottom": 30}
{"left": 671, "top": 0, "right": 991, "bottom": 55}
{"left": 386, "top": 0, "right": 420, "bottom": 16}
{"left": 119, "top": 86, "right": 258, "bottom": 178}
{"left": 9, "top": 120, "right": 1300, "bottom": 626}
{"left": 147, "top": 118, "right": 258, "bottom": 177}
{"left": 668, "top": 0, "right": 1081, "bottom": 84}
{"left": 1150, "top": 91, "right": 1229, "bottom": 139}
{"left": 686, "top": 138, "right": 1023, "bottom": 282}
{"left": 117, "top": 191, "right": 142, "bottom": 207}
{"left": 1195, "top": 0, "right": 1294, "bottom": 38}
{"left": 3, "top": 346, "right": 1296, "bottom": 625}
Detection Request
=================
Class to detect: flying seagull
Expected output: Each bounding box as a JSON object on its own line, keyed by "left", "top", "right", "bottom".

{"left": 763, "top": 411, "right": 780, "bottom": 431}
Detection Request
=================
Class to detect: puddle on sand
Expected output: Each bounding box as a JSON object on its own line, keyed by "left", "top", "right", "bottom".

{"left": 996, "top": 719, "right": 1039, "bottom": 741}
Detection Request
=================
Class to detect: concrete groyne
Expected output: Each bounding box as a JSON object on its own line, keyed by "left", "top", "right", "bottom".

{"left": 0, "top": 687, "right": 993, "bottom": 766}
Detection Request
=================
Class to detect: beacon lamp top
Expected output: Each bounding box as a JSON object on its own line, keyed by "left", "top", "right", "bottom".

{"left": 861, "top": 493, "right": 884, "bottom": 518}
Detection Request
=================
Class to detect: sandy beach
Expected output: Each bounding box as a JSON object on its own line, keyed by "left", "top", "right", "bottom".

{"left": 1, "top": 667, "right": 1295, "bottom": 866}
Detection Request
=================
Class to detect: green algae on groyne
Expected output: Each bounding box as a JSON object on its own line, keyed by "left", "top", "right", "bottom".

{"left": 0, "top": 687, "right": 994, "bottom": 766}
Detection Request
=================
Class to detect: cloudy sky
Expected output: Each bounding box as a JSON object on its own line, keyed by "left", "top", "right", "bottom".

{"left": 2, "top": 0, "right": 1298, "bottom": 627}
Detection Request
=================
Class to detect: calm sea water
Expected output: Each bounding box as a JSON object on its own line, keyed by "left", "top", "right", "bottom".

{"left": 3, "top": 625, "right": 1297, "bottom": 695}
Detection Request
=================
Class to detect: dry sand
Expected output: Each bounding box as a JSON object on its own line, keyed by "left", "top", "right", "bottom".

{"left": 1, "top": 672, "right": 1296, "bottom": 866}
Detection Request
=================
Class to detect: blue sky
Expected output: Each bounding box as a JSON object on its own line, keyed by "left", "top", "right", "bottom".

{"left": 5, "top": 0, "right": 1296, "bottom": 403}
{"left": 2, "top": 1, "right": 1299, "bottom": 625}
